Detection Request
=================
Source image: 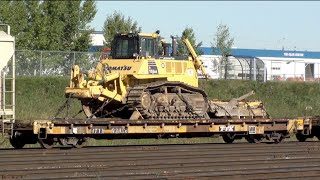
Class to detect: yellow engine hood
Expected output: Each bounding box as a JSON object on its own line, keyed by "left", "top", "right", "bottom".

{"left": 104, "top": 59, "right": 141, "bottom": 74}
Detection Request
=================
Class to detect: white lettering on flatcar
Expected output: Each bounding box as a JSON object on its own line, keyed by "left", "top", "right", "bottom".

{"left": 92, "top": 128, "right": 104, "bottom": 134}
{"left": 248, "top": 126, "right": 257, "bottom": 134}
{"left": 219, "top": 126, "right": 235, "bottom": 131}
{"left": 72, "top": 128, "right": 78, "bottom": 134}
{"left": 111, "top": 127, "right": 128, "bottom": 134}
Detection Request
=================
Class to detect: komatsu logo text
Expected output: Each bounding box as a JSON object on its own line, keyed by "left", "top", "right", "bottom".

{"left": 106, "top": 65, "right": 132, "bottom": 71}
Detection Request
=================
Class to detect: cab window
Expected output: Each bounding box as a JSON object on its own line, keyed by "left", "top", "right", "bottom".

{"left": 141, "top": 38, "right": 155, "bottom": 57}
{"left": 112, "top": 35, "right": 138, "bottom": 59}
{"left": 115, "top": 39, "right": 129, "bottom": 57}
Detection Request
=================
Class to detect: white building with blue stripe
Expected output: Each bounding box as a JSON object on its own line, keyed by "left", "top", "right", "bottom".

{"left": 199, "top": 47, "right": 320, "bottom": 81}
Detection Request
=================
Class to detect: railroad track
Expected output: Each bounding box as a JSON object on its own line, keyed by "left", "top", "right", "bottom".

{"left": 1, "top": 142, "right": 320, "bottom": 179}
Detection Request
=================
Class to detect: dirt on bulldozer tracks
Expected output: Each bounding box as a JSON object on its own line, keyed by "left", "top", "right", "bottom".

{"left": 1, "top": 142, "right": 320, "bottom": 180}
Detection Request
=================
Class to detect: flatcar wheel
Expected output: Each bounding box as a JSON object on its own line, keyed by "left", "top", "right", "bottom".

{"left": 296, "top": 133, "right": 307, "bottom": 142}
{"left": 222, "top": 134, "right": 235, "bottom": 144}
{"left": 73, "top": 138, "right": 85, "bottom": 149}
{"left": 245, "top": 135, "right": 263, "bottom": 143}
{"left": 39, "top": 139, "right": 55, "bottom": 149}
{"left": 273, "top": 136, "right": 284, "bottom": 144}
{"left": 58, "top": 138, "right": 68, "bottom": 146}
{"left": 9, "top": 136, "right": 25, "bottom": 149}
{"left": 273, "top": 134, "right": 284, "bottom": 144}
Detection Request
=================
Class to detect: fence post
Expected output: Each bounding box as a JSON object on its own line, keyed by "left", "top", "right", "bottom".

{"left": 263, "top": 66, "right": 266, "bottom": 82}
{"left": 253, "top": 57, "right": 256, "bottom": 81}
{"left": 318, "top": 63, "right": 320, "bottom": 83}
{"left": 224, "top": 56, "right": 228, "bottom": 80}
{"left": 73, "top": 52, "right": 76, "bottom": 65}
{"left": 40, "top": 51, "right": 42, "bottom": 76}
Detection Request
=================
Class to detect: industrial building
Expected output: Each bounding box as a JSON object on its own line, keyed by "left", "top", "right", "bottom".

{"left": 200, "top": 48, "right": 320, "bottom": 81}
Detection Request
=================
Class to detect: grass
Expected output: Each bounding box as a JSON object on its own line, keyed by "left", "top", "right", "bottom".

{"left": 2, "top": 76, "right": 320, "bottom": 148}
{"left": 200, "top": 79, "right": 320, "bottom": 118}
{"left": 15, "top": 76, "right": 83, "bottom": 120}
{"left": 14, "top": 77, "right": 320, "bottom": 119}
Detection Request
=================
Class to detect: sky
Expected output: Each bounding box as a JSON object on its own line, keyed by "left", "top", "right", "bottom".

{"left": 90, "top": 1, "right": 320, "bottom": 51}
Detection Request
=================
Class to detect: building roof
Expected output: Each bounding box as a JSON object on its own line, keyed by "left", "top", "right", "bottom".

{"left": 200, "top": 47, "right": 320, "bottom": 59}
{"left": 88, "top": 42, "right": 320, "bottom": 59}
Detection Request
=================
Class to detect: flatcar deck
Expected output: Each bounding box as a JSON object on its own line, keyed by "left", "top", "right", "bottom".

{"left": 13, "top": 117, "right": 303, "bottom": 136}
{"left": 5, "top": 116, "right": 320, "bottom": 149}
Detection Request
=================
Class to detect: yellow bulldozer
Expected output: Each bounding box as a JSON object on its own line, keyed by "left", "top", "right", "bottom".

{"left": 65, "top": 31, "right": 267, "bottom": 120}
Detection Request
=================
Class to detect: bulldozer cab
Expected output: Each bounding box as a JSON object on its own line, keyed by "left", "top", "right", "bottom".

{"left": 111, "top": 32, "right": 159, "bottom": 59}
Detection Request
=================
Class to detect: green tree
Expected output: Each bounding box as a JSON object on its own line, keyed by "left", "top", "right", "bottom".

{"left": 177, "top": 27, "right": 203, "bottom": 55}
{"left": 0, "top": 0, "right": 96, "bottom": 51}
{"left": 212, "top": 23, "right": 234, "bottom": 79}
{"left": 0, "top": 0, "right": 97, "bottom": 75}
{"left": 0, "top": 1, "right": 29, "bottom": 49}
{"left": 103, "top": 11, "right": 141, "bottom": 48}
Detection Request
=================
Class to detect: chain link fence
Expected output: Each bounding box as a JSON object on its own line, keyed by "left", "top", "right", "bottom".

{"left": 200, "top": 55, "right": 266, "bottom": 81}
{"left": 218, "top": 63, "right": 265, "bottom": 81}
{"left": 218, "top": 63, "right": 320, "bottom": 82}
{"left": 13, "top": 50, "right": 320, "bottom": 83}
{"left": 15, "top": 50, "right": 104, "bottom": 76}
{"left": 201, "top": 55, "right": 320, "bottom": 82}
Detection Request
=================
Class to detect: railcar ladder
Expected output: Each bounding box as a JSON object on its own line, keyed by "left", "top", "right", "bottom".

{"left": 0, "top": 24, "right": 15, "bottom": 138}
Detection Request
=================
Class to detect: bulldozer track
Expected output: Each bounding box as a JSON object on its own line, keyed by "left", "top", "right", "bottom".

{"left": 127, "top": 85, "right": 148, "bottom": 117}
{"left": 0, "top": 142, "right": 320, "bottom": 179}
{"left": 126, "top": 81, "right": 208, "bottom": 120}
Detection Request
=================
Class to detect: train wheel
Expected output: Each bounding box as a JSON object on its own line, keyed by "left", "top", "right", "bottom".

{"left": 222, "top": 134, "right": 235, "bottom": 144}
{"left": 73, "top": 138, "right": 86, "bottom": 148}
{"left": 9, "top": 136, "right": 25, "bottom": 149}
{"left": 245, "top": 135, "right": 263, "bottom": 143}
{"left": 273, "top": 136, "right": 284, "bottom": 144}
{"left": 272, "top": 133, "right": 284, "bottom": 144}
{"left": 58, "top": 138, "right": 68, "bottom": 146}
{"left": 296, "top": 133, "right": 307, "bottom": 142}
{"left": 39, "top": 139, "right": 55, "bottom": 149}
